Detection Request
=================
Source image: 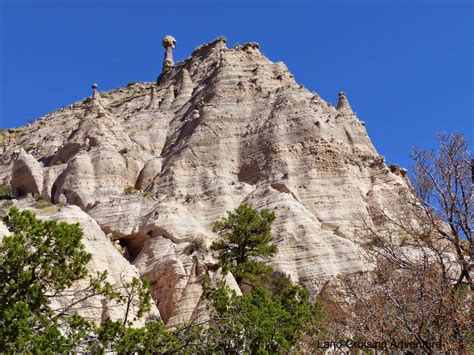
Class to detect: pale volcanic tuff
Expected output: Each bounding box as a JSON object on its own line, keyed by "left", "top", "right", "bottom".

{"left": 0, "top": 36, "right": 410, "bottom": 325}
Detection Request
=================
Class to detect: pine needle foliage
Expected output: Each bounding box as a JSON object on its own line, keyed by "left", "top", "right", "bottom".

{"left": 211, "top": 203, "right": 277, "bottom": 285}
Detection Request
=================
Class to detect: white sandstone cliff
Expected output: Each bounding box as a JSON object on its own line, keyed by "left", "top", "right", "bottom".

{"left": 0, "top": 37, "right": 411, "bottom": 325}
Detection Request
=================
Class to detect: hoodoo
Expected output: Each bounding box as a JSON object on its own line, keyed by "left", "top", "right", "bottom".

{"left": 162, "top": 35, "right": 176, "bottom": 73}
{"left": 91, "top": 83, "right": 99, "bottom": 99}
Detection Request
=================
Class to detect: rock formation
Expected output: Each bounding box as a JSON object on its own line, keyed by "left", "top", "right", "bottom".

{"left": 162, "top": 35, "right": 176, "bottom": 74}
{"left": 91, "top": 83, "right": 99, "bottom": 99}
{"left": 337, "top": 91, "right": 353, "bottom": 115}
{"left": 0, "top": 36, "right": 411, "bottom": 325}
{"left": 11, "top": 148, "right": 44, "bottom": 197}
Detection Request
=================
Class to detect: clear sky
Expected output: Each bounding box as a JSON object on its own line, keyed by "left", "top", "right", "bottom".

{"left": 0, "top": 0, "right": 472, "bottom": 170}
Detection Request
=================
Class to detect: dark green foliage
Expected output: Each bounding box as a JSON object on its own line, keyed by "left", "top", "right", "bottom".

{"left": 202, "top": 276, "right": 324, "bottom": 353}
{"left": 211, "top": 203, "right": 277, "bottom": 285}
{"left": 0, "top": 207, "right": 93, "bottom": 351}
{"left": 90, "top": 319, "right": 207, "bottom": 353}
{"left": 119, "top": 277, "right": 152, "bottom": 325}
{"left": 0, "top": 185, "right": 12, "bottom": 200}
{"left": 92, "top": 319, "right": 178, "bottom": 353}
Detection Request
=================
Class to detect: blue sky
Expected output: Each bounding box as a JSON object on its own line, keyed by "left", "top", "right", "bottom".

{"left": 0, "top": 0, "right": 472, "bottom": 170}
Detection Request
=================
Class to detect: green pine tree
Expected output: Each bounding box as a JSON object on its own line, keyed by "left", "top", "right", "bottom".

{"left": 0, "top": 207, "right": 95, "bottom": 351}
{"left": 211, "top": 203, "right": 278, "bottom": 286}
{"left": 202, "top": 277, "right": 324, "bottom": 353}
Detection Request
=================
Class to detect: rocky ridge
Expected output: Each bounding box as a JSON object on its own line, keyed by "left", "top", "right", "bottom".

{"left": 0, "top": 37, "right": 410, "bottom": 326}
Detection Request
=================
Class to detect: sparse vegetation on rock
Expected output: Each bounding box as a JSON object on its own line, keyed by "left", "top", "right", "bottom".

{"left": 183, "top": 237, "right": 207, "bottom": 255}
{"left": 123, "top": 185, "right": 153, "bottom": 198}
{"left": 124, "top": 185, "right": 138, "bottom": 194}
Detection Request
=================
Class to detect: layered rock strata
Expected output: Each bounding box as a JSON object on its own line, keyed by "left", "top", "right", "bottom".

{"left": 0, "top": 36, "right": 410, "bottom": 325}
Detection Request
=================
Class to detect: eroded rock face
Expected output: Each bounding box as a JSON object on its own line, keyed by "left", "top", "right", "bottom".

{"left": 134, "top": 236, "right": 204, "bottom": 325}
{"left": 0, "top": 37, "right": 411, "bottom": 325}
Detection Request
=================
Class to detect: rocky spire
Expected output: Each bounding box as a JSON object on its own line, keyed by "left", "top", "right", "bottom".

{"left": 337, "top": 91, "right": 353, "bottom": 114}
{"left": 162, "top": 35, "right": 176, "bottom": 74}
{"left": 178, "top": 69, "right": 193, "bottom": 96}
{"left": 147, "top": 85, "right": 159, "bottom": 110}
{"left": 86, "top": 83, "right": 106, "bottom": 115}
{"left": 91, "top": 83, "right": 99, "bottom": 100}
{"left": 159, "top": 84, "right": 175, "bottom": 110}
{"left": 171, "top": 69, "right": 194, "bottom": 109}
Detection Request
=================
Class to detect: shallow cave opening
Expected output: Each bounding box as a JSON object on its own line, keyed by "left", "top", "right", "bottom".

{"left": 117, "top": 231, "right": 151, "bottom": 262}
{"left": 13, "top": 187, "right": 26, "bottom": 198}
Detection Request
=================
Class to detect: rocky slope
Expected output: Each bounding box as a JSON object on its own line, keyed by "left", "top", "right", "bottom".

{"left": 0, "top": 37, "right": 410, "bottom": 326}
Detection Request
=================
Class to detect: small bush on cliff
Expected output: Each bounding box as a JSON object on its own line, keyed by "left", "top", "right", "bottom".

{"left": 124, "top": 185, "right": 139, "bottom": 194}
{"left": 184, "top": 237, "right": 207, "bottom": 255}
{"left": 211, "top": 203, "right": 277, "bottom": 286}
{"left": 0, "top": 185, "right": 12, "bottom": 200}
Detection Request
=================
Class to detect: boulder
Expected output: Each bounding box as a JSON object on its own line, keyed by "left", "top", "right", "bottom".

{"left": 11, "top": 149, "right": 44, "bottom": 197}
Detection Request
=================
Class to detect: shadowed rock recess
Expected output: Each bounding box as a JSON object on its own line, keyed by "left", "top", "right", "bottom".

{"left": 0, "top": 37, "right": 410, "bottom": 326}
